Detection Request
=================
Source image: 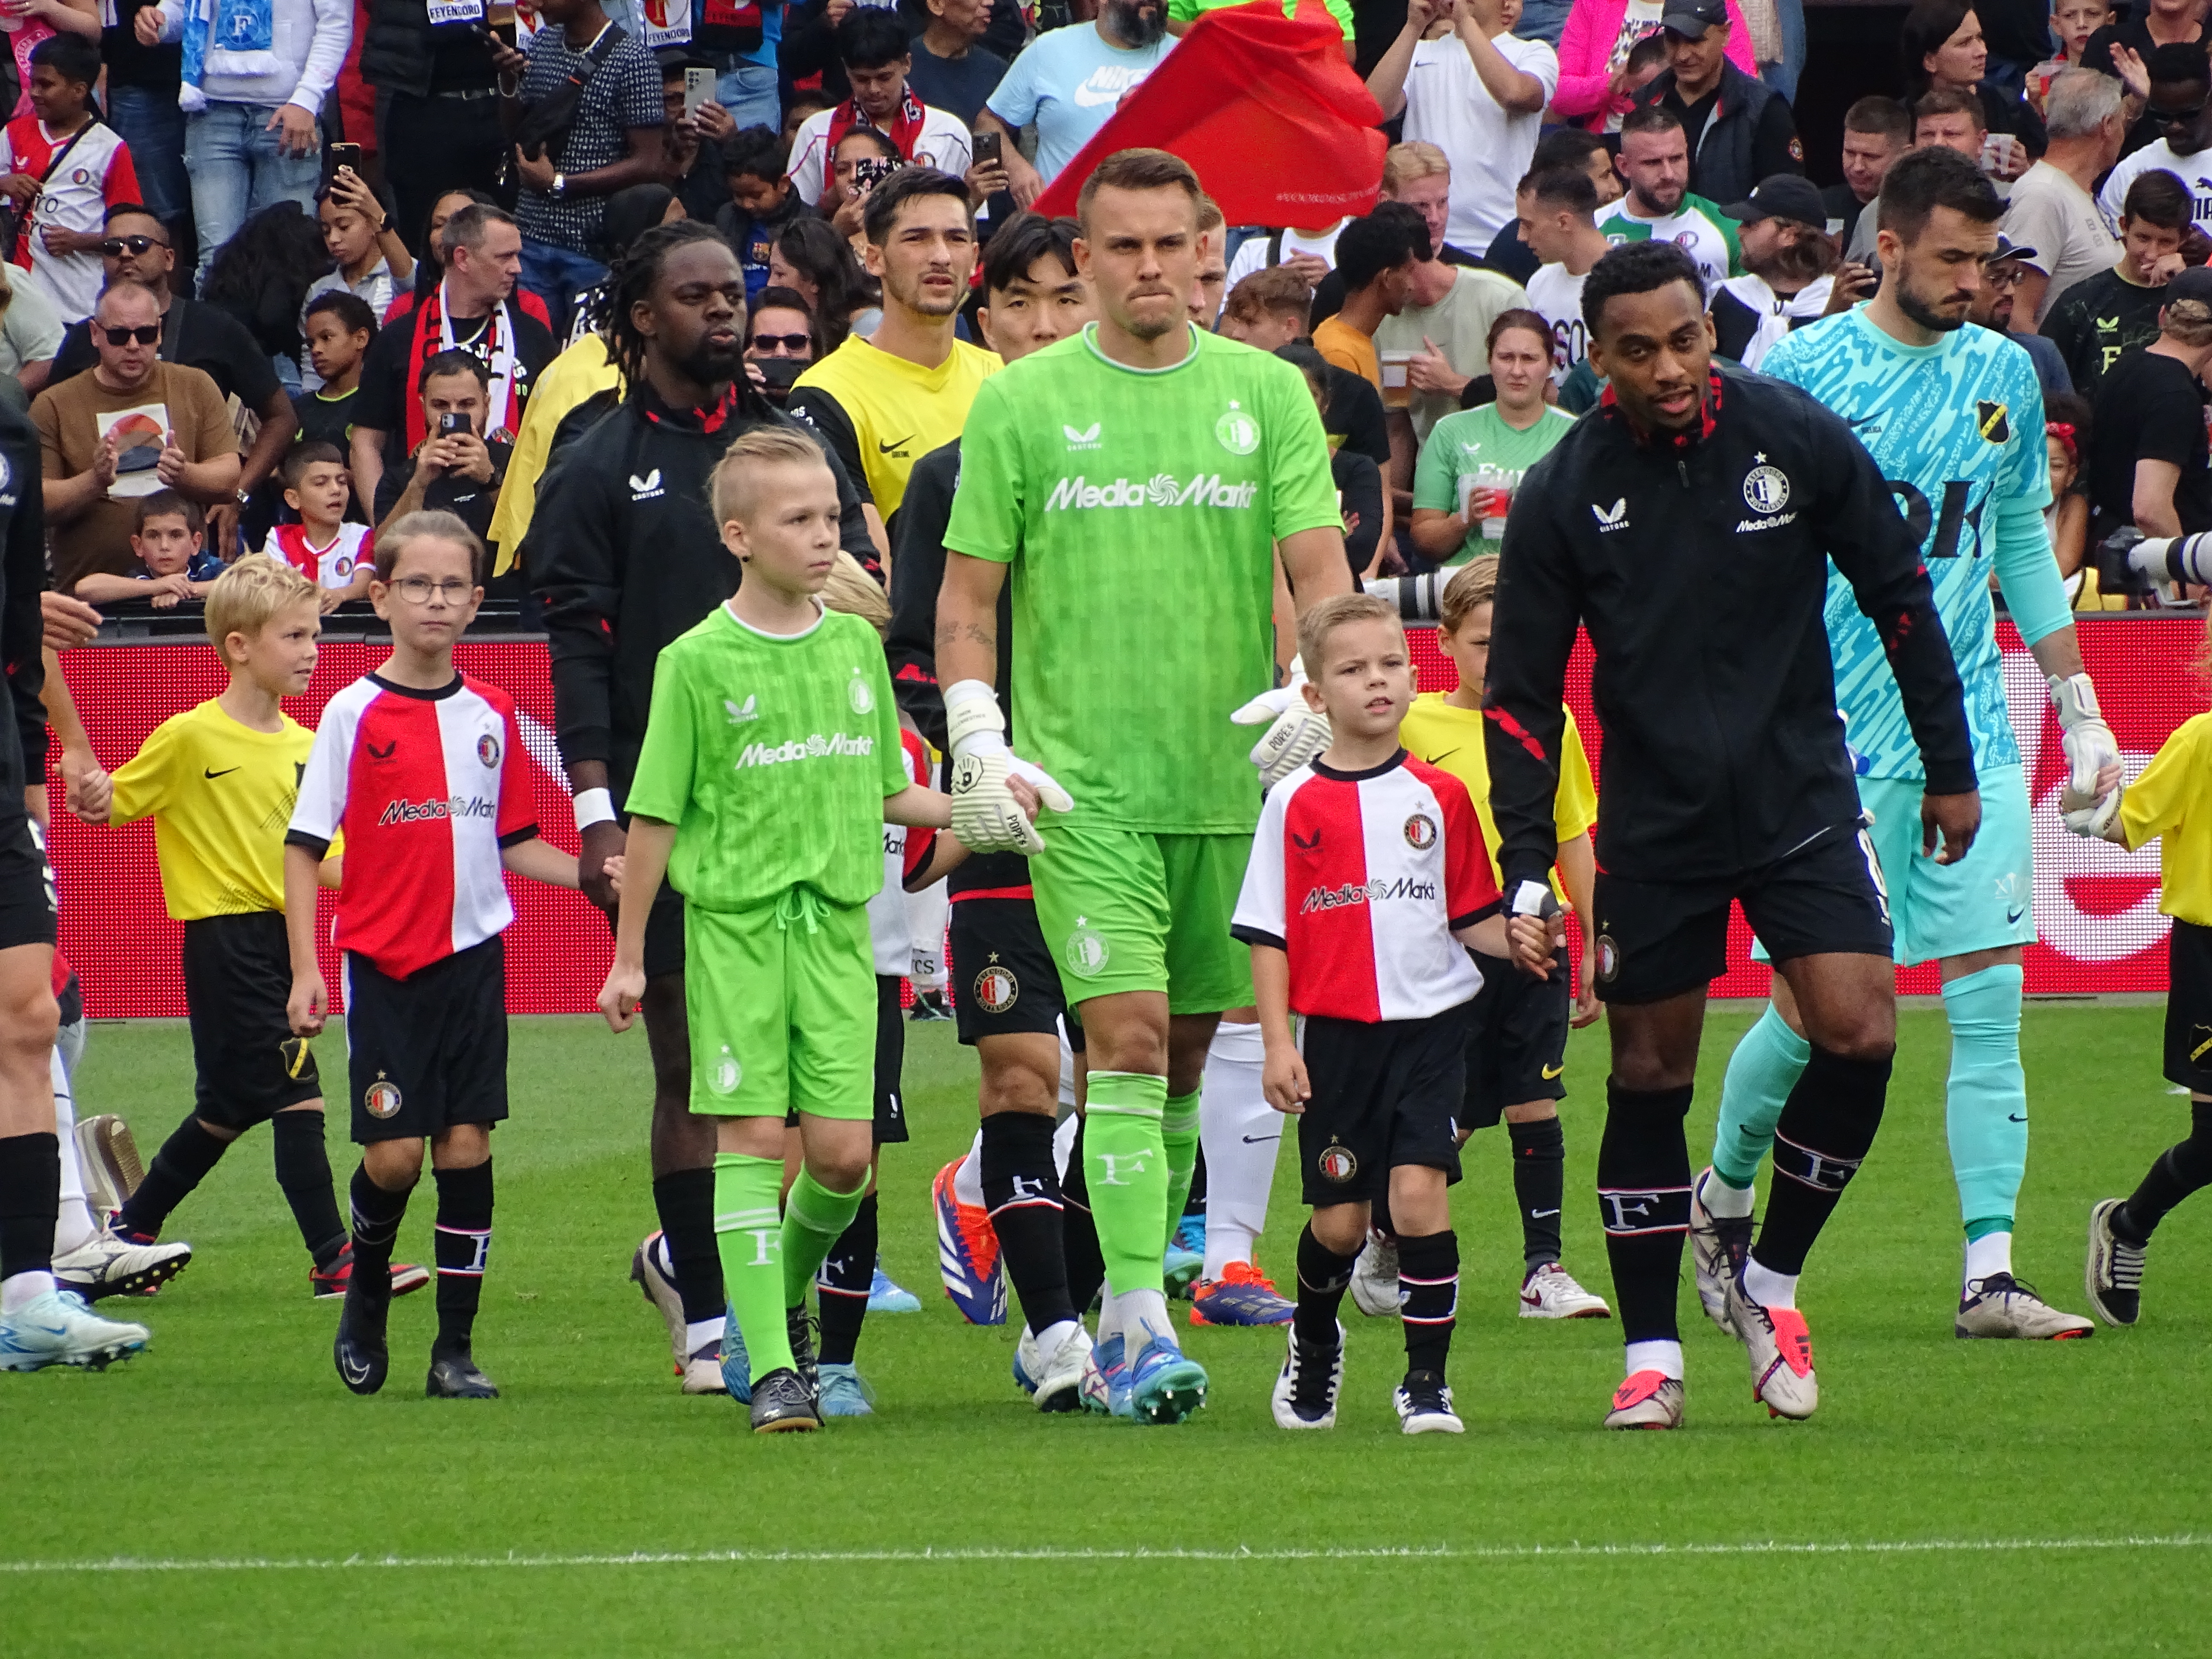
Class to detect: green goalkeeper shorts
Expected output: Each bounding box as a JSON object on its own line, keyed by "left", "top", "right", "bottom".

{"left": 1029, "top": 822, "right": 1254, "bottom": 1014}
{"left": 683, "top": 887, "right": 876, "bottom": 1120}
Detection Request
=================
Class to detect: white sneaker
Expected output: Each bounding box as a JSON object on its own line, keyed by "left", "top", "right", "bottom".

{"left": 1270, "top": 1321, "right": 1344, "bottom": 1429}
{"left": 1348, "top": 1233, "right": 1403, "bottom": 1318}
{"left": 1029, "top": 1320, "right": 1091, "bottom": 1414}
{"left": 53, "top": 1228, "right": 191, "bottom": 1301}
{"left": 0, "top": 1287, "right": 149, "bottom": 1370}
{"left": 680, "top": 1336, "right": 726, "bottom": 1394}
{"left": 75, "top": 1114, "right": 145, "bottom": 1215}
{"left": 1956, "top": 1272, "right": 2095, "bottom": 1341}
{"left": 1394, "top": 1370, "right": 1463, "bottom": 1435}
{"left": 629, "top": 1231, "right": 687, "bottom": 1371}
{"left": 1722, "top": 1268, "right": 1817, "bottom": 1421}
{"left": 1518, "top": 1263, "right": 1610, "bottom": 1319}
{"left": 1688, "top": 1168, "right": 1752, "bottom": 1333}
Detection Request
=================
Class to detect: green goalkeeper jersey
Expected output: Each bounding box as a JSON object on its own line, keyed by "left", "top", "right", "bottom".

{"left": 625, "top": 601, "right": 908, "bottom": 911}
{"left": 945, "top": 323, "right": 1342, "bottom": 835}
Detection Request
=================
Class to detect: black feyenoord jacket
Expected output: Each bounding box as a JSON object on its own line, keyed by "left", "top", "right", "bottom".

{"left": 1483, "top": 364, "right": 1976, "bottom": 895}
{"left": 529, "top": 382, "right": 877, "bottom": 806}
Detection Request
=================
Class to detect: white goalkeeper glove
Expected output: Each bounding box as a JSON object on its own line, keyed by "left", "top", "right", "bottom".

{"left": 1232, "top": 656, "right": 1331, "bottom": 790}
{"left": 943, "top": 679, "right": 1073, "bottom": 856}
{"left": 2050, "top": 671, "right": 2120, "bottom": 795}
{"left": 2060, "top": 778, "right": 2124, "bottom": 838}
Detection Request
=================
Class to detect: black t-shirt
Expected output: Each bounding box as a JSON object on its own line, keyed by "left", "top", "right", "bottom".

{"left": 372, "top": 439, "right": 514, "bottom": 547}
{"left": 2043, "top": 266, "right": 2167, "bottom": 398}
{"left": 1333, "top": 447, "right": 1382, "bottom": 577}
{"left": 905, "top": 39, "right": 1008, "bottom": 127}
{"left": 1979, "top": 0, "right": 2055, "bottom": 66}
{"left": 353, "top": 301, "right": 560, "bottom": 440}
{"left": 2082, "top": 14, "right": 2200, "bottom": 77}
{"left": 1821, "top": 182, "right": 1866, "bottom": 247}
{"left": 429, "top": 24, "right": 498, "bottom": 93}
{"left": 51, "top": 295, "right": 282, "bottom": 410}
{"left": 1483, "top": 221, "right": 1540, "bottom": 286}
{"left": 292, "top": 384, "right": 370, "bottom": 522}
{"left": 1977, "top": 81, "right": 2048, "bottom": 154}
{"left": 2090, "top": 346, "right": 2212, "bottom": 534}
{"left": 1322, "top": 364, "right": 1391, "bottom": 473}
{"left": 102, "top": 0, "right": 182, "bottom": 89}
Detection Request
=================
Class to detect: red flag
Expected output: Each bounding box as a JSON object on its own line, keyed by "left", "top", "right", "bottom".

{"left": 1030, "top": 0, "right": 1386, "bottom": 227}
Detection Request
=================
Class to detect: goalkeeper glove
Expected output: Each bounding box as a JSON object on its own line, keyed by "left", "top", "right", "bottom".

{"left": 2049, "top": 671, "right": 2119, "bottom": 797}
{"left": 1231, "top": 656, "right": 1331, "bottom": 789}
{"left": 943, "top": 679, "right": 1073, "bottom": 856}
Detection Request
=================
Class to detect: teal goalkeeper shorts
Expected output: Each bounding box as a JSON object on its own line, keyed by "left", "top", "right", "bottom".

{"left": 682, "top": 888, "right": 876, "bottom": 1120}
{"left": 1753, "top": 762, "right": 2035, "bottom": 969}
{"left": 1027, "top": 822, "right": 1255, "bottom": 1014}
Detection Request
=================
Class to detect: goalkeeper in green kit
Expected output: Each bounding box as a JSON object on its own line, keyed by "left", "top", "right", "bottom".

{"left": 936, "top": 149, "right": 1353, "bottom": 1424}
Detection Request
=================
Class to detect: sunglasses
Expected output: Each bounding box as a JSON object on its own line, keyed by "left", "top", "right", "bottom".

{"left": 98, "top": 235, "right": 169, "bottom": 256}
{"left": 100, "top": 324, "right": 160, "bottom": 346}
{"left": 750, "top": 332, "right": 810, "bottom": 352}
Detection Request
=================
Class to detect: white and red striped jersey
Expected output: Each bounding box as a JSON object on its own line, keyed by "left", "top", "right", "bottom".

{"left": 0, "top": 116, "right": 138, "bottom": 321}
{"left": 266, "top": 522, "right": 371, "bottom": 590}
{"left": 868, "top": 727, "right": 937, "bottom": 975}
{"left": 1231, "top": 750, "right": 1500, "bottom": 1023}
{"left": 287, "top": 672, "right": 538, "bottom": 980}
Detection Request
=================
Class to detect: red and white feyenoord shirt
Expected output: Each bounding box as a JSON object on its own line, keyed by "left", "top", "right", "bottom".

{"left": 867, "top": 727, "right": 936, "bottom": 975}
{"left": 268, "top": 522, "right": 371, "bottom": 591}
{"left": 287, "top": 673, "right": 538, "bottom": 980}
{"left": 0, "top": 116, "right": 138, "bottom": 321}
{"left": 1231, "top": 750, "right": 1501, "bottom": 1022}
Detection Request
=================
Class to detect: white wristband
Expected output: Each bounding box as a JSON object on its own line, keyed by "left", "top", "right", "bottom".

{"left": 573, "top": 787, "right": 616, "bottom": 830}
{"left": 943, "top": 678, "right": 1009, "bottom": 761}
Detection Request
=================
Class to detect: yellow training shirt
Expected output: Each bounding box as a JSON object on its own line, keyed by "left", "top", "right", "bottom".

{"left": 1400, "top": 690, "right": 1597, "bottom": 896}
{"left": 2120, "top": 710, "right": 2212, "bottom": 928}
{"left": 109, "top": 699, "right": 314, "bottom": 918}
{"left": 788, "top": 335, "right": 1000, "bottom": 523}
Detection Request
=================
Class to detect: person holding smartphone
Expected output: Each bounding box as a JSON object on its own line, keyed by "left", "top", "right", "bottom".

{"left": 371, "top": 349, "right": 510, "bottom": 555}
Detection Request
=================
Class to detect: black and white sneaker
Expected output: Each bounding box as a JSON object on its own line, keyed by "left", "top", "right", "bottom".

{"left": 426, "top": 1348, "right": 501, "bottom": 1398}
{"left": 1689, "top": 1167, "right": 1753, "bottom": 1333}
{"left": 1393, "top": 1368, "right": 1464, "bottom": 1435}
{"left": 749, "top": 1366, "right": 821, "bottom": 1432}
{"left": 1269, "top": 1321, "right": 1344, "bottom": 1429}
{"left": 332, "top": 1284, "right": 389, "bottom": 1397}
{"left": 786, "top": 1304, "right": 819, "bottom": 1397}
{"left": 2086, "top": 1198, "right": 2146, "bottom": 1327}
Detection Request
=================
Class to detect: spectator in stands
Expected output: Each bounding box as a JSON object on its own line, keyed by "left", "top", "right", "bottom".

{"left": 1599, "top": 103, "right": 1742, "bottom": 282}
{"left": 0, "top": 261, "right": 63, "bottom": 396}
{"left": 360, "top": 0, "right": 507, "bottom": 256}
{"left": 1628, "top": 0, "right": 1803, "bottom": 208}
{"left": 769, "top": 215, "right": 879, "bottom": 349}
{"left": 2081, "top": 0, "right": 2194, "bottom": 83}
{"left": 1967, "top": 232, "right": 2074, "bottom": 395}
{"left": 2046, "top": 166, "right": 2189, "bottom": 397}
{"left": 104, "top": 0, "right": 189, "bottom": 254}
{"left": 34, "top": 279, "right": 241, "bottom": 592}
{"left": 905, "top": 0, "right": 1009, "bottom": 124}
{"left": 1914, "top": 83, "right": 1994, "bottom": 164}
{"left": 2089, "top": 264, "right": 2212, "bottom": 544}
{"left": 2032, "top": 0, "right": 2113, "bottom": 102}
{"left": 72, "top": 491, "right": 222, "bottom": 606}
{"left": 1193, "top": 195, "right": 1229, "bottom": 323}
{"left": 979, "top": 0, "right": 1173, "bottom": 203}
{"left": 305, "top": 166, "right": 413, "bottom": 335}
{"left": 1903, "top": 0, "right": 2048, "bottom": 164}
{"left": 1224, "top": 218, "right": 1345, "bottom": 295}
{"left": 788, "top": 12, "right": 972, "bottom": 206}
{"left": 2098, "top": 47, "right": 2212, "bottom": 225}
{"left": 821, "top": 126, "right": 902, "bottom": 245}
{"left": 657, "top": 47, "right": 741, "bottom": 229}
{"left": 1483, "top": 126, "right": 1618, "bottom": 280}
{"left": 1519, "top": 167, "right": 1608, "bottom": 383}
{"left": 1369, "top": 0, "right": 1558, "bottom": 254}
{"left": 200, "top": 202, "right": 332, "bottom": 394}
{"left": 744, "top": 282, "right": 819, "bottom": 405}
{"left": 0, "top": 37, "right": 138, "bottom": 325}
{"left": 1218, "top": 265, "right": 1394, "bottom": 500}
{"left": 372, "top": 347, "right": 508, "bottom": 550}
{"left": 1825, "top": 95, "right": 1911, "bottom": 250}
{"left": 1551, "top": 0, "right": 1752, "bottom": 133}
{"left": 2108, "top": 37, "right": 2190, "bottom": 157}
{"left": 1710, "top": 173, "right": 1835, "bottom": 368}
{"left": 2004, "top": 65, "right": 2126, "bottom": 327}
{"left": 1373, "top": 199, "right": 1527, "bottom": 445}
{"left": 1375, "top": 142, "right": 1476, "bottom": 270}
{"left": 349, "top": 203, "right": 556, "bottom": 515}
{"left": 498, "top": 0, "right": 667, "bottom": 335}
{"left": 1278, "top": 341, "right": 1384, "bottom": 577}
{"left": 718, "top": 126, "right": 807, "bottom": 304}
{"left": 2041, "top": 390, "right": 2098, "bottom": 595}
{"left": 1312, "top": 209, "right": 1422, "bottom": 392}
{"left": 294, "top": 290, "right": 376, "bottom": 521}
{"left": 1410, "top": 308, "right": 1571, "bottom": 565}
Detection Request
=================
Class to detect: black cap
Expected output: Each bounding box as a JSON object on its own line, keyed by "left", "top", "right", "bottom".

{"left": 1660, "top": 0, "right": 1728, "bottom": 36}
{"left": 2166, "top": 265, "right": 2212, "bottom": 306}
{"left": 1990, "top": 232, "right": 2039, "bottom": 264}
{"left": 654, "top": 44, "right": 715, "bottom": 73}
{"left": 1723, "top": 175, "right": 1829, "bottom": 229}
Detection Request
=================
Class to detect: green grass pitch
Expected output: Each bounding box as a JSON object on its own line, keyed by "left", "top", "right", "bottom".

{"left": 6, "top": 1004, "right": 2212, "bottom": 1656}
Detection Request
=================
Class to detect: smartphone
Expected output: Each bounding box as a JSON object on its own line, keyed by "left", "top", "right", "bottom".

{"left": 438, "top": 411, "right": 469, "bottom": 438}
{"left": 972, "top": 128, "right": 1002, "bottom": 169}
{"left": 853, "top": 156, "right": 896, "bottom": 192}
{"left": 326, "top": 142, "right": 363, "bottom": 184}
{"left": 684, "top": 65, "right": 714, "bottom": 119}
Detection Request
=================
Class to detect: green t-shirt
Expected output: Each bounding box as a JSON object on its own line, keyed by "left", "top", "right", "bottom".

{"left": 1412, "top": 403, "right": 1577, "bottom": 561}
{"left": 625, "top": 602, "right": 907, "bottom": 911}
{"left": 1168, "top": 0, "right": 1353, "bottom": 33}
{"left": 945, "top": 324, "right": 1341, "bottom": 835}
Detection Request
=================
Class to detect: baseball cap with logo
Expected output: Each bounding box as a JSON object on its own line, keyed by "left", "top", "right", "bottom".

{"left": 1660, "top": 0, "right": 1729, "bottom": 36}
{"left": 1723, "top": 175, "right": 1829, "bottom": 230}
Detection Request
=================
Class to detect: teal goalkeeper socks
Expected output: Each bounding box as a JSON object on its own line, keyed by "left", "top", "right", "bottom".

{"left": 780, "top": 1164, "right": 869, "bottom": 1308}
{"left": 1711, "top": 1002, "right": 1813, "bottom": 1188}
{"left": 714, "top": 1153, "right": 792, "bottom": 1383}
{"left": 1943, "top": 963, "right": 2027, "bottom": 1232}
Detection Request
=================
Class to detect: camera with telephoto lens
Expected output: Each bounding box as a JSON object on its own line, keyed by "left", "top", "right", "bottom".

{"left": 2099, "top": 524, "right": 2212, "bottom": 602}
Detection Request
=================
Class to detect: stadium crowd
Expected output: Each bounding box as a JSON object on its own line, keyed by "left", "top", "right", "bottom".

{"left": 0, "top": 0, "right": 2208, "bottom": 1435}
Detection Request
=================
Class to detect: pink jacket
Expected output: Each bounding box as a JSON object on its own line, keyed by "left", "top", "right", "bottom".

{"left": 1551, "top": 0, "right": 1759, "bottom": 124}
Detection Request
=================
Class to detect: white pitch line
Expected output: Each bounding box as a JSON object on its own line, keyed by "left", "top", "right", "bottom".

{"left": 3, "top": 1536, "right": 2207, "bottom": 1574}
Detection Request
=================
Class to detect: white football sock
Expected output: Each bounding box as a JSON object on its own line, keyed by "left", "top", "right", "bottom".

{"left": 1051, "top": 1110, "right": 1077, "bottom": 1181}
{"left": 1624, "top": 1339, "right": 1683, "bottom": 1381}
{"left": 1701, "top": 1167, "right": 1756, "bottom": 1218}
{"left": 1030, "top": 1316, "right": 1080, "bottom": 1353}
{"left": 953, "top": 1131, "right": 984, "bottom": 1208}
{"left": 1743, "top": 1257, "right": 1799, "bottom": 1310}
{"left": 1, "top": 1270, "right": 56, "bottom": 1311}
{"left": 51, "top": 1048, "right": 96, "bottom": 1255}
{"left": 1963, "top": 1229, "right": 2013, "bottom": 1286}
{"left": 1057, "top": 1020, "right": 1081, "bottom": 1111}
{"left": 1198, "top": 1022, "right": 1279, "bottom": 1280}
{"left": 1120, "top": 1286, "right": 1173, "bottom": 1350}
{"left": 684, "top": 1315, "right": 726, "bottom": 1352}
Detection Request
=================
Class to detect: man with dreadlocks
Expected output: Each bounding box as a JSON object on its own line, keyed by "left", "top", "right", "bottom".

{"left": 530, "top": 221, "right": 881, "bottom": 1394}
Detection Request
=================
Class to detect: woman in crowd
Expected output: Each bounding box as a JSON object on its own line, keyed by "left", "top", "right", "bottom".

{"left": 743, "top": 282, "right": 820, "bottom": 406}
{"left": 1902, "top": 0, "right": 2049, "bottom": 171}
{"left": 201, "top": 201, "right": 334, "bottom": 393}
{"left": 769, "top": 217, "right": 880, "bottom": 349}
{"left": 822, "top": 126, "right": 902, "bottom": 248}
{"left": 1411, "top": 309, "right": 1575, "bottom": 568}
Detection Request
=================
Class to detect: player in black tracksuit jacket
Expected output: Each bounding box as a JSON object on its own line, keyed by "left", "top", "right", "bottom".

{"left": 526, "top": 225, "right": 877, "bottom": 1387}
{"left": 1482, "top": 241, "right": 1982, "bottom": 1429}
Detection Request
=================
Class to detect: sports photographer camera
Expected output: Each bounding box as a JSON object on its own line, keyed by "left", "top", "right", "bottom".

{"left": 2090, "top": 268, "right": 2212, "bottom": 602}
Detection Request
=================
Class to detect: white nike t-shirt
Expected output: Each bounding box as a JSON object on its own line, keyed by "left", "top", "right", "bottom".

{"left": 987, "top": 24, "right": 1176, "bottom": 183}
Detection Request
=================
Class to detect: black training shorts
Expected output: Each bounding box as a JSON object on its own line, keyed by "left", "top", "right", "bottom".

{"left": 1590, "top": 823, "right": 1894, "bottom": 1006}
{"left": 183, "top": 913, "right": 322, "bottom": 1129}
{"left": 2165, "top": 920, "right": 2212, "bottom": 1095}
{"left": 343, "top": 937, "right": 509, "bottom": 1144}
{"left": 948, "top": 891, "right": 1073, "bottom": 1047}
{"left": 874, "top": 972, "right": 909, "bottom": 1144}
{"left": 1297, "top": 1005, "right": 1467, "bottom": 1206}
{"left": 1462, "top": 946, "right": 1570, "bottom": 1129}
{"left": 0, "top": 806, "right": 56, "bottom": 953}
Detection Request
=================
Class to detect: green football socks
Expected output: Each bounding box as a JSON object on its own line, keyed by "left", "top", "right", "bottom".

{"left": 1082, "top": 1070, "right": 1169, "bottom": 1298}
{"left": 781, "top": 1163, "right": 868, "bottom": 1307}
{"left": 713, "top": 1152, "right": 792, "bottom": 1383}
{"left": 1161, "top": 1089, "right": 1201, "bottom": 1248}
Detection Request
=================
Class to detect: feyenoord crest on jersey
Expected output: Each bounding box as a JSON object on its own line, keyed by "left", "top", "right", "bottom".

{"left": 710, "top": 1044, "right": 742, "bottom": 1096}
{"left": 973, "top": 961, "right": 1019, "bottom": 1014}
{"left": 477, "top": 732, "right": 500, "bottom": 768}
{"left": 1742, "top": 457, "right": 1791, "bottom": 515}
{"left": 1065, "top": 920, "right": 1111, "bottom": 978}
{"left": 1317, "top": 1140, "right": 1358, "bottom": 1183}
{"left": 1403, "top": 811, "right": 1438, "bottom": 851}
{"left": 1215, "top": 401, "right": 1260, "bottom": 455}
{"left": 365, "top": 1075, "right": 404, "bottom": 1119}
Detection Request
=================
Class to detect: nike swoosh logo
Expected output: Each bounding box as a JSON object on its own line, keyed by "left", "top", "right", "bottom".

{"left": 2008, "top": 1112, "right": 2028, "bottom": 1122}
{"left": 342, "top": 1356, "right": 372, "bottom": 1384}
{"left": 1540, "top": 1063, "right": 1564, "bottom": 1080}
{"left": 2006, "top": 907, "right": 2026, "bottom": 925}
{"left": 1529, "top": 1208, "right": 1561, "bottom": 1218}
{"left": 1240, "top": 1133, "right": 1281, "bottom": 1144}
{"left": 878, "top": 435, "right": 914, "bottom": 454}
{"left": 1071, "top": 85, "right": 1121, "bottom": 107}
{"left": 204, "top": 767, "right": 239, "bottom": 779}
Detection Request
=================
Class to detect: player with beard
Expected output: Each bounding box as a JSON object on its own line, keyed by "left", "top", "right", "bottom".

{"left": 789, "top": 168, "right": 1000, "bottom": 546}
{"left": 1708, "top": 176, "right": 1842, "bottom": 372}
{"left": 1700, "top": 145, "right": 2112, "bottom": 1343}
{"left": 1598, "top": 105, "right": 1742, "bottom": 285}
{"left": 530, "top": 224, "right": 879, "bottom": 1395}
